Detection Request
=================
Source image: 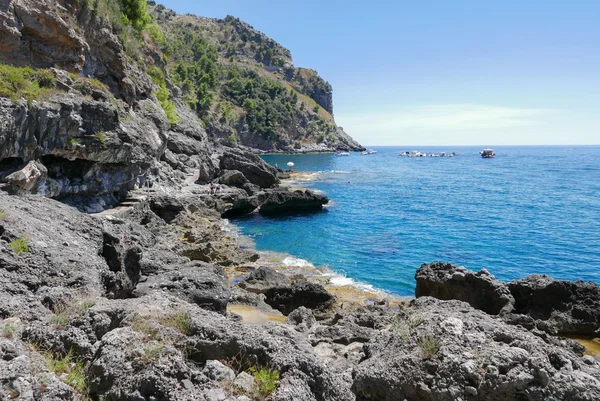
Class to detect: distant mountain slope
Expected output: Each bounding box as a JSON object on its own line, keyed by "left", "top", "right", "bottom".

{"left": 151, "top": 6, "right": 363, "bottom": 152}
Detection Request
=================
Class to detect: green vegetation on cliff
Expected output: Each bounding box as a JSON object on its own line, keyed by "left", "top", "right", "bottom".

{"left": 144, "top": 5, "right": 355, "bottom": 150}
{"left": 0, "top": 64, "right": 55, "bottom": 104}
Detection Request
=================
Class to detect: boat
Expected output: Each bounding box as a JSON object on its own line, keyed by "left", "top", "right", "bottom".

{"left": 335, "top": 152, "right": 349, "bottom": 156}
{"left": 362, "top": 149, "right": 377, "bottom": 155}
{"left": 480, "top": 148, "right": 495, "bottom": 158}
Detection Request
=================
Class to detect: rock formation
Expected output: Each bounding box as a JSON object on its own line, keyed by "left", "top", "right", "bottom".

{"left": 416, "top": 262, "right": 600, "bottom": 337}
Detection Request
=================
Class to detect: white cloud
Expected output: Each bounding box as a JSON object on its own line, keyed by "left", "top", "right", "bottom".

{"left": 337, "top": 104, "right": 555, "bottom": 132}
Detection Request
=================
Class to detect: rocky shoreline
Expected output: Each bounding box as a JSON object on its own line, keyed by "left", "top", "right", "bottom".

{"left": 1, "top": 153, "right": 600, "bottom": 400}
{"left": 0, "top": 0, "right": 599, "bottom": 399}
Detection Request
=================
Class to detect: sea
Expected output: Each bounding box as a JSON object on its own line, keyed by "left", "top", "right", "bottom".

{"left": 232, "top": 146, "right": 600, "bottom": 297}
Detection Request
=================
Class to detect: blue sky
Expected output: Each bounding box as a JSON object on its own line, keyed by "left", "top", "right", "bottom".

{"left": 159, "top": 0, "right": 600, "bottom": 145}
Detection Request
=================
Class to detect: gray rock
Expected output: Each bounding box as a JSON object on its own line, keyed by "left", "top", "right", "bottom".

{"left": 285, "top": 306, "right": 316, "bottom": 332}
{"left": 415, "top": 261, "right": 515, "bottom": 315}
{"left": 239, "top": 267, "right": 290, "bottom": 294}
{"left": 506, "top": 274, "right": 600, "bottom": 336}
{"left": 219, "top": 149, "right": 279, "bottom": 188}
{"left": 259, "top": 189, "right": 328, "bottom": 215}
{"left": 203, "top": 360, "right": 235, "bottom": 381}
{"left": 416, "top": 262, "right": 600, "bottom": 337}
{"left": 352, "top": 297, "right": 600, "bottom": 401}
{"left": 233, "top": 372, "right": 255, "bottom": 393}
{"left": 217, "top": 170, "right": 249, "bottom": 187}
{"left": 5, "top": 160, "right": 48, "bottom": 195}
{"left": 265, "top": 282, "right": 334, "bottom": 315}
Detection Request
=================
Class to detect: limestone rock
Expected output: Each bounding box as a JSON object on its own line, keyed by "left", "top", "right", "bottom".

{"left": 415, "top": 262, "right": 515, "bottom": 315}
{"left": 259, "top": 189, "right": 329, "bottom": 215}
{"left": 218, "top": 149, "right": 279, "bottom": 188}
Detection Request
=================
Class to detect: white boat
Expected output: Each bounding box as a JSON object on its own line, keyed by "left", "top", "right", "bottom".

{"left": 480, "top": 148, "right": 495, "bottom": 158}
{"left": 336, "top": 152, "right": 349, "bottom": 156}
{"left": 362, "top": 149, "right": 377, "bottom": 155}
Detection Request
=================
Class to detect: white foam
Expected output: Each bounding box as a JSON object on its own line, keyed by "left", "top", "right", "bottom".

{"left": 326, "top": 272, "right": 388, "bottom": 295}
{"left": 282, "top": 256, "right": 314, "bottom": 267}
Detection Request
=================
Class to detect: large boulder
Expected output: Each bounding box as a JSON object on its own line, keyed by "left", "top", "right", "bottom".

{"left": 217, "top": 169, "right": 249, "bottom": 187}
{"left": 4, "top": 160, "right": 48, "bottom": 195}
{"left": 415, "top": 262, "right": 600, "bottom": 337}
{"left": 238, "top": 267, "right": 291, "bottom": 294}
{"left": 259, "top": 188, "right": 329, "bottom": 215}
{"left": 352, "top": 297, "right": 600, "bottom": 401}
{"left": 265, "top": 282, "right": 334, "bottom": 315}
{"left": 218, "top": 148, "right": 279, "bottom": 188}
{"left": 238, "top": 268, "right": 334, "bottom": 315}
{"left": 134, "top": 261, "right": 230, "bottom": 314}
{"left": 506, "top": 275, "right": 600, "bottom": 336}
{"left": 415, "top": 262, "right": 515, "bottom": 315}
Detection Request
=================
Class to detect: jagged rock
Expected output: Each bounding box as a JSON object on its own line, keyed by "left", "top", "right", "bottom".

{"left": 415, "top": 262, "right": 515, "bottom": 315}
{"left": 203, "top": 360, "right": 235, "bottom": 381}
{"left": 352, "top": 297, "right": 600, "bottom": 401}
{"left": 265, "top": 282, "right": 334, "bottom": 315}
{"left": 238, "top": 268, "right": 333, "bottom": 315}
{"left": 239, "top": 267, "right": 290, "bottom": 294}
{"left": 219, "top": 149, "right": 279, "bottom": 188}
{"left": 217, "top": 169, "right": 249, "bottom": 187}
{"left": 4, "top": 160, "right": 47, "bottom": 195}
{"left": 506, "top": 274, "right": 600, "bottom": 336}
{"left": 233, "top": 372, "right": 255, "bottom": 393}
{"left": 285, "top": 306, "right": 317, "bottom": 332}
{"left": 416, "top": 262, "right": 600, "bottom": 337}
{"left": 135, "top": 262, "right": 230, "bottom": 314}
{"left": 259, "top": 189, "right": 328, "bottom": 215}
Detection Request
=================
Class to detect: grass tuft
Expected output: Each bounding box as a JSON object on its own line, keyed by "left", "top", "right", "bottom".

{"left": 249, "top": 366, "right": 279, "bottom": 399}
{"left": 45, "top": 349, "right": 88, "bottom": 394}
{"left": 130, "top": 314, "right": 162, "bottom": 341}
{"left": 1, "top": 323, "right": 17, "bottom": 339}
{"left": 419, "top": 336, "right": 441, "bottom": 359}
{"left": 158, "top": 311, "right": 195, "bottom": 336}
{"left": 9, "top": 238, "right": 28, "bottom": 254}
{"left": 50, "top": 297, "right": 96, "bottom": 329}
{"left": 94, "top": 131, "right": 107, "bottom": 145}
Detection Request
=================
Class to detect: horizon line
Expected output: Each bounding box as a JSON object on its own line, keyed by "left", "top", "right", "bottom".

{"left": 361, "top": 144, "right": 600, "bottom": 147}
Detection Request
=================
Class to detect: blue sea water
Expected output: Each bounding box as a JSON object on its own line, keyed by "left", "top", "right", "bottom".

{"left": 233, "top": 146, "right": 600, "bottom": 296}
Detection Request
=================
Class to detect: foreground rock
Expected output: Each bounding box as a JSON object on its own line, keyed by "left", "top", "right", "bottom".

{"left": 416, "top": 262, "right": 600, "bottom": 336}
{"left": 353, "top": 297, "right": 600, "bottom": 401}
{"left": 415, "top": 261, "right": 515, "bottom": 315}
{"left": 239, "top": 267, "right": 334, "bottom": 315}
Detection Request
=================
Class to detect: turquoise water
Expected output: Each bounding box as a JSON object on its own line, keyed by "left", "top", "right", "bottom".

{"left": 234, "top": 146, "right": 600, "bottom": 296}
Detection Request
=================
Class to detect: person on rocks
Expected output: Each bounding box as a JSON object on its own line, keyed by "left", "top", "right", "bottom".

{"left": 209, "top": 183, "right": 215, "bottom": 195}
{"left": 216, "top": 185, "right": 222, "bottom": 194}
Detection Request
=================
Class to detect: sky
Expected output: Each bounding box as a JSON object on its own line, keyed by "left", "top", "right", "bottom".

{"left": 159, "top": 0, "right": 600, "bottom": 146}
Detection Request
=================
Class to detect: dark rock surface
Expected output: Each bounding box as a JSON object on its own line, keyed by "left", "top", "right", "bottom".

{"left": 259, "top": 188, "right": 329, "bottom": 215}
{"left": 238, "top": 267, "right": 291, "bottom": 294}
{"left": 416, "top": 262, "right": 515, "bottom": 315}
{"left": 219, "top": 148, "right": 280, "bottom": 188}
{"left": 506, "top": 274, "right": 600, "bottom": 336}
{"left": 265, "top": 282, "right": 335, "bottom": 315}
{"left": 416, "top": 262, "right": 600, "bottom": 337}
{"left": 352, "top": 297, "right": 600, "bottom": 401}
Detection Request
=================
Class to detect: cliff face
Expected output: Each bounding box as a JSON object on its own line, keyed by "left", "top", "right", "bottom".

{"left": 151, "top": 9, "right": 363, "bottom": 152}
{"left": 0, "top": 0, "right": 362, "bottom": 207}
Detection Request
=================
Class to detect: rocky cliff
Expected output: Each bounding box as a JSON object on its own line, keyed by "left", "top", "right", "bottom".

{"left": 0, "top": 0, "right": 361, "bottom": 209}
